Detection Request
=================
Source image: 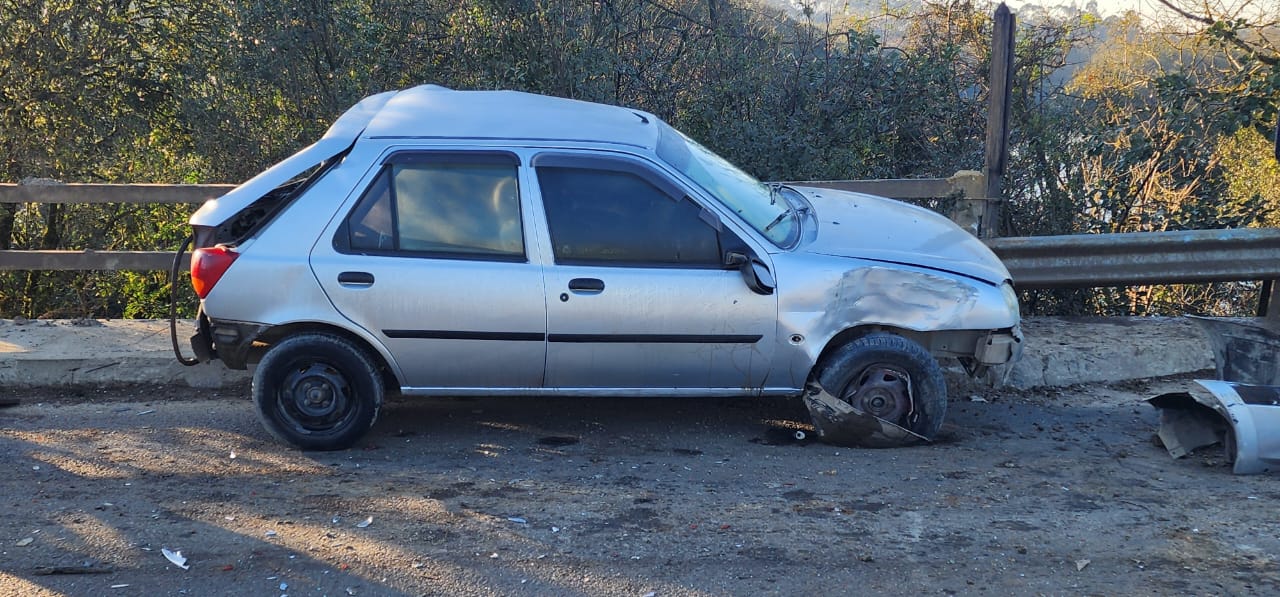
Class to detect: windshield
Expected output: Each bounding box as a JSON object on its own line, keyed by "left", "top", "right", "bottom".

{"left": 656, "top": 123, "right": 799, "bottom": 247}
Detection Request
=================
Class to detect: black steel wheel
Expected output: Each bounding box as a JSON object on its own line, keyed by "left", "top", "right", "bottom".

{"left": 253, "top": 332, "right": 384, "bottom": 450}
{"left": 816, "top": 333, "right": 947, "bottom": 440}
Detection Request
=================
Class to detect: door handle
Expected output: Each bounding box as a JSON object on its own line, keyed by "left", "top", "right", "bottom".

{"left": 568, "top": 278, "right": 605, "bottom": 294}
{"left": 338, "top": 271, "right": 375, "bottom": 287}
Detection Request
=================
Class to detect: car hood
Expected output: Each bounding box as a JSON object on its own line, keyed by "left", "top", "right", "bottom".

{"left": 792, "top": 186, "right": 1010, "bottom": 284}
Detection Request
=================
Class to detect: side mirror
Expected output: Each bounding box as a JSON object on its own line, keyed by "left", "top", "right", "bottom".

{"left": 725, "top": 251, "right": 776, "bottom": 295}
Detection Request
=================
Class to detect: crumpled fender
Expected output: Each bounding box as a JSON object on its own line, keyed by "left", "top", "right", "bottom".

{"left": 802, "top": 382, "right": 928, "bottom": 448}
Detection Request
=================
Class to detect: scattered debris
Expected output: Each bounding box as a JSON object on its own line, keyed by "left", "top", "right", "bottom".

{"left": 137, "top": 410, "right": 155, "bottom": 416}
{"left": 802, "top": 383, "right": 927, "bottom": 448}
{"left": 264, "top": 530, "right": 278, "bottom": 538}
{"left": 161, "top": 548, "right": 190, "bottom": 570}
{"left": 1076, "top": 559, "right": 1091, "bottom": 571}
{"left": 15, "top": 537, "right": 33, "bottom": 546}
{"left": 751, "top": 426, "right": 815, "bottom": 446}
{"left": 1150, "top": 380, "right": 1280, "bottom": 474}
{"left": 968, "top": 395, "right": 988, "bottom": 403}
{"left": 507, "top": 517, "right": 527, "bottom": 524}
{"left": 110, "top": 584, "right": 130, "bottom": 589}
{"left": 356, "top": 517, "right": 373, "bottom": 529}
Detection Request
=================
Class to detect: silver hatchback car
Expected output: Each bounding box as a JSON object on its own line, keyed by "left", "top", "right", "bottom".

{"left": 186, "top": 85, "right": 1021, "bottom": 450}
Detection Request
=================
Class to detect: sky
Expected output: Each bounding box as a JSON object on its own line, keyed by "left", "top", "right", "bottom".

{"left": 1002, "top": 0, "right": 1153, "bottom": 16}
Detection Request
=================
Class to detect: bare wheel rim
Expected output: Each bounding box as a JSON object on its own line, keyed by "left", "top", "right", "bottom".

{"left": 840, "top": 363, "right": 914, "bottom": 424}
{"left": 277, "top": 360, "right": 357, "bottom": 435}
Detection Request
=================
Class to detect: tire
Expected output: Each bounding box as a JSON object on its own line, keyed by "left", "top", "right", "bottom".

{"left": 252, "top": 332, "right": 384, "bottom": 451}
{"left": 815, "top": 333, "right": 947, "bottom": 440}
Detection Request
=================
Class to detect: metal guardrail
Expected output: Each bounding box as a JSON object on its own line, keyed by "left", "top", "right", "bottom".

{"left": 0, "top": 183, "right": 234, "bottom": 205}
{"left": 3, "top": 183, "right": 1280, "bottom": 296}
{"left": 987, "top": 228, "right": 1280, "bottom": 289}
{"left": 0, "top": 183, "right": 234, "bottom": 271}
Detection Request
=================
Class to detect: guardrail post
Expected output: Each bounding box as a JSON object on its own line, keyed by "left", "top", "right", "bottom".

{"left": 982, "top": 3, "right": 1015, "bottom": 239}
{"left": 945, "top": 170, "right": 986, "bottom": 237}
{"left": 1264, "top": 280, "right": 1280, "bottom": 320}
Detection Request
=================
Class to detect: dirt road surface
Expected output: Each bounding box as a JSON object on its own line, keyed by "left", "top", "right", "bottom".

{"left": 2, "top": 378, "right": 1277, "bottom": 596}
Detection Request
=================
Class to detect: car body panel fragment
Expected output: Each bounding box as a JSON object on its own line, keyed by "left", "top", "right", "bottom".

{"left": 1149, "top": 380, "right": 1280, "bottom": 475}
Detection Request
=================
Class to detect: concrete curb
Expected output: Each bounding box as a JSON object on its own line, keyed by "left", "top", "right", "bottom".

{"left": 0, "top": 317, "right": 1215, "bottom": 390}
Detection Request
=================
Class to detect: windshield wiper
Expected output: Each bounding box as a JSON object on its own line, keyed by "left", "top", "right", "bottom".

{"left": 763, "top": 207, "right": 794, "bottom": 232}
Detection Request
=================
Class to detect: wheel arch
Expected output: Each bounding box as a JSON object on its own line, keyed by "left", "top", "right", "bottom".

{"left": 810, "top": 324, "right": 931, "bottom": 380}
{"left": 255, "top": 322, "right": 402, "bottom": 391}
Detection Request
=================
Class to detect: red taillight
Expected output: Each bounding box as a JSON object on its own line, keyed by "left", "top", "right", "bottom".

{"left": 190, "top": 246, "right": 239, "bottom": 299}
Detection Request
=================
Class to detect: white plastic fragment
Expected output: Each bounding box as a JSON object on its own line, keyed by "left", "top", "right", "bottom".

{"left": 265, "top": 530, "right": 278, "bottom": 538}
{"left": 162, "top": 548, "right": 190, "bottom": 570}
{"left": 507, "top": 517, "right": 527, "bottom": 524}
{"left": 137, "top": 410, "right": 155, "bottom": 416}
{"left": 280, "top": 582, "right": 288, "bottom": 590}
{"left": 110, "top": 584, "right": 130, "bottom": 589}
{"left": 16, "top": 537, "right": 33, "bottom": 546}
{"left": 356, "top": 516, "right": 373, "bottom": 528}
{"left": 1075, "top": 559, "right": 1091, "bottom": 571}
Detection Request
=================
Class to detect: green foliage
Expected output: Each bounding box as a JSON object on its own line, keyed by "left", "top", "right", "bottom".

{"left": 1, "top": 0, "right": 1278, "bottom": 318}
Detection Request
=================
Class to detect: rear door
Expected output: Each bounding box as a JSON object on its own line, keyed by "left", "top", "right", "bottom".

{"left": 310, "top": 150, "right": 547, "bottom": 390}
{"left": 531, "top": 153, "right": 777, "bottom": 391}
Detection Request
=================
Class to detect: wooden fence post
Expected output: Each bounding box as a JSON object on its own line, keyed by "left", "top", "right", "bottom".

{"left": 982, "top": 3, "right": 1015, "bottom": 239}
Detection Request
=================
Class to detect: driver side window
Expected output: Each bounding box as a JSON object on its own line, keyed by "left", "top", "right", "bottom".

{"left": 535, "top": 159, "right": 721, "bottom": 267}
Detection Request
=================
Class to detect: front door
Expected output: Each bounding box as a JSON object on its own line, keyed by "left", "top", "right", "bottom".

{"left": 531, "top": 153, "right": 776, "bottom": 391}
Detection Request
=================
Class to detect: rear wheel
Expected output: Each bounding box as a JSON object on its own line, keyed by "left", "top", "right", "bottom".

{"left": 815, "top": 333, "right": 947, "bottom": 440}
{"left": 253, "top": 332, "right": 384, "bottom": 450}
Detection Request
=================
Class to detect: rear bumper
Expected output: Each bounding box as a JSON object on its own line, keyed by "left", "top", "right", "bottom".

{"left": 190, "top": 315, "right": 269, "bottom": 370}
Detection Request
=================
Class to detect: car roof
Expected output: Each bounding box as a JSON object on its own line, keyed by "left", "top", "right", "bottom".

{"left": 190, "top": 86, "right": 665, "bottom": 227}
{"left": 362, "top": 85, "right": 661, "bottom": 150}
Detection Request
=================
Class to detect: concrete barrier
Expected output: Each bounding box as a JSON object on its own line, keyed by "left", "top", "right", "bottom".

{"left": 0, "top": 317, "right": 1215, "bottom": 390}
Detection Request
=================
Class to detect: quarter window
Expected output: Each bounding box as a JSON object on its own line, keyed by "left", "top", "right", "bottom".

{"left": 344, "top": 153, "right": 524, "bottom": 259}
{"left": 536, "top": 164, "right": 721, "bottom": 266}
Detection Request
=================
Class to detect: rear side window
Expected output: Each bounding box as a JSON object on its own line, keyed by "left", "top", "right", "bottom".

{"left": 536, "top": 161, "right": 721, "bottom": 267}
{"left": 340, "top": 152, "right": 524, "bottom": 260}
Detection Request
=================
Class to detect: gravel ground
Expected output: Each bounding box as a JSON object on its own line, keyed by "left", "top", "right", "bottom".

{"left": 1, "top": 377, "right": 1277, "bottom": 596}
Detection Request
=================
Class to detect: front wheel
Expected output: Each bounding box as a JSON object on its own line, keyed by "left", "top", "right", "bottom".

{"left": 253, "top": 332, "right": 384, "bottom": 451}
{"left": 815, "top": 333, "right": 947, "bottom": 441}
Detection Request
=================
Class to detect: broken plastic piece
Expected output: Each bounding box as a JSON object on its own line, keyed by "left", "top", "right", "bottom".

{"left": 1149, "top": 380, "right": 1280, "bottom": 474}
{"left": 161, "top": 548, "right": 190, "bottom": 570}
{"left": 15, "top": 537, "right": 33, "bottom": 546}
{"left": 507, "top": 517, "right": 527, "bottom": 524}
{"left": 802, "top": 383, "right": 928, "bottom": 448}
{"left": 356, "top": 516, "right": 372, "bottom": 528}
{"left": 1189, "top": 317, "right": 1280, "bottom": 385}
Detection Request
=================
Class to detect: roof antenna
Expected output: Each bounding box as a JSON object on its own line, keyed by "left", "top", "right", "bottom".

{"left": 632, "top": 112, "right": 649, "bottom": 124}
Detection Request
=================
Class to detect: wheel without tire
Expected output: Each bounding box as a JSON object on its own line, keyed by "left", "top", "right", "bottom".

{"left": 815, "top": 333, "right": 947, "bottom": 440}
{"left": 253, "top": 332, "right": 384, "bottom": 450}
